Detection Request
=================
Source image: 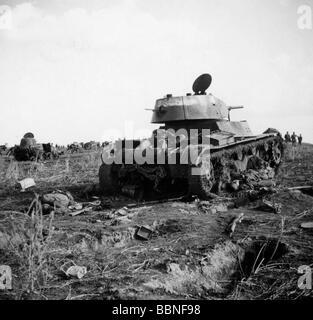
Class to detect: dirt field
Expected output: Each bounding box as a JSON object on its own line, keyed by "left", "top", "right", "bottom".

{"left": 0, "top": 144, "right": 313, "bottom": 300}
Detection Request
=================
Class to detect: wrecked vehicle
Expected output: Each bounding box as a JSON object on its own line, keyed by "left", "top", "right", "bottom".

{"left": 67, "top": 142, "right": 83, "bottom": 154}
{"left": 42, "top": 143, "right": 60, "bottom": 160}
{"left": 8, "top": 132, "right": 42, "bottom": 162}
{"left": 99, "top": 73, "right": 284, "bottom": 199}
{"left": 7, "top": 133, "right": 61, "bottom": 162}
{"left": 0, "top": 144, "right": 8, "bottom": 156}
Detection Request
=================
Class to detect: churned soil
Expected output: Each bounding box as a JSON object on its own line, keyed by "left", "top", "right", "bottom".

{"left": 0, "top": 143, "right": 312, "bottom": 300}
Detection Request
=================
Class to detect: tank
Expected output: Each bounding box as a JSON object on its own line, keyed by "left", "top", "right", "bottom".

{"left": 9, "top": 132, "right": 46, "bottom": 162}
{"left": 99, "top": 74, "right": 284, "bottom": 200}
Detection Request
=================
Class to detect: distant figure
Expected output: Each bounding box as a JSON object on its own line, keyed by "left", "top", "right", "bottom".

{"left": 284, "top": 131, "right": 291, "bottom": 143}
{"left": 298, "top": 134, "right": 303, "bottom": 145}
{"left": 291, "top": 132, "right": 297, "bottom": 146}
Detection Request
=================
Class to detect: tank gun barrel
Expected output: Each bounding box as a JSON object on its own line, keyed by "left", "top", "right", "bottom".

{"left": 227, "top": 106, "right": 244, "bottom": 110}
{"left": 227, "top": 106, "right": 244, "bottom": 121}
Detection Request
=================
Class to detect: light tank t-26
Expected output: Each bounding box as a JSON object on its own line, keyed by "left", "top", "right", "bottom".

{"left": 99, "top": 74, "right": 284, "bottom": 200}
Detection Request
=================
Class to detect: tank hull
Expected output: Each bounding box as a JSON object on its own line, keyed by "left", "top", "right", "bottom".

{"left": 99, "top": 133, "right": 283, "bottom": 199}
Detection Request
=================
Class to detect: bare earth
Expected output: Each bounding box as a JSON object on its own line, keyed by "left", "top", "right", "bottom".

{"left": 0, "top": 144, "right": 312, "bottom": 300}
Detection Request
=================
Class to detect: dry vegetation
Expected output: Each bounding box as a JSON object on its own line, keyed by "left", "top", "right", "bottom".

{"left": 0, "top": 144, "right": 313, "bottom": 300}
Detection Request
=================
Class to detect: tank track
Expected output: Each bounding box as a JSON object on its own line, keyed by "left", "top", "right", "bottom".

{"left": 99, "top": 135, "right": 284, "bottom": 199}
{"left": 188, "top": 135, "right": 284, "bottom": 198}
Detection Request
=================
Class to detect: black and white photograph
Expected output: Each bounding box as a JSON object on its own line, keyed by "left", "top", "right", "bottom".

{"left": 0, "top": 0, "right": 312, "bottom": 310}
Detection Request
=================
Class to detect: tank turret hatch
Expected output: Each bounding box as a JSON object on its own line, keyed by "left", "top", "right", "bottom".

{"left": 192, "top": 73, "right": 212, "bottom": 95}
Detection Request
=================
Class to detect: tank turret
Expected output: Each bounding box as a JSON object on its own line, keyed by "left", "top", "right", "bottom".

{"left": 150, "top": 74, "right": 253, "bottom": 140}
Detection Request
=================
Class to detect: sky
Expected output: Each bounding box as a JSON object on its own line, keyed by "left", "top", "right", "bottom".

{"left": 0, "top": 0, "right": 312, "bottom": 145}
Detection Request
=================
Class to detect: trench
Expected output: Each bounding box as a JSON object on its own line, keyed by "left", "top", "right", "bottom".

{"left": 238, "top": 238, "right": 288, "bottom": 278}
{"left": 141, "top": 235, "right": 289, "bottom": 298}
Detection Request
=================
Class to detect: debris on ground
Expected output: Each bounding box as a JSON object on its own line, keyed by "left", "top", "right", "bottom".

{"left": 0, "top": 265, "right": 12, "bottom": 290}
{"left": 126, "top": 196, "right": 186, "bottom": 209}
{"left": 225, "top": 213, "right": 245, "bottom": 237}
{"left": 100, "top": 198, "right": 114, "bottom": 209}
{"left": 69, "top": 200, "right": 102, "bottom": 216}
{"left": 64, "top": 265, "right": 87, "bottom": 279}
{"left": 287, "top": 186, "right": 313, "bottom": 192}
{"left": 300, "top": 222, "right": 313, "bottom": 229}
{"left": 40, "top": 191, "right": 102, "bottom": 216}
{"left": 135, "top": 225, "right": 155, "bottom": 240}
{"left": 17, "top": 178, "right": 36, "bottom": 192}
{"left": 243, "top": 167, "right": 276, "bottom": 188}
{"left": 229, "top": 166, "right": 278, "bottom": 200}
{"left": 69, "top": 206, "right": 93, "bottom": 217}
{"left": 234, "top": 187, "right": 277, "bottom": 208}
{"left": 68, "top": 203, "right": 83, "bottom": 210}
{"left": 254, "top": 199, "right": 282, "bottom": 214}
{"left": 115, "top": 207, "right": 128, "bottom": 216}
{"left": 196, "top": 199, "right": 230, "bottom": 214}
{"left": 286, "top": 186, "right": 313, "bottom": 197}
{"left": 105, "top": 206, "right": 147, "bottom": 225}
{"left": 111, "top": 215, "right": 133, "bottom": 225}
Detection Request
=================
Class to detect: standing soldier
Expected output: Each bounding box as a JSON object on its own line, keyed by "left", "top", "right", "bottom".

{"left": 284, "top": 131, "right": 291, "bottom": 143}
{"left": 298, "top": 134, "right": 303, "bottom": 145}
{"left": 291, "top": 132, "right": 297, "bottom": 146}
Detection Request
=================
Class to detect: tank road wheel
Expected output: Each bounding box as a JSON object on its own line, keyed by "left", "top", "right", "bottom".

{"left": 212, "top": 157, "right": 231, "bottom": 195}
{"left": 248, "top": 145, "right": 258, "bottom": 156}
{"left": 188, "top": 158, "right": 215, "bottom": 199}
{"left": 270, "top": 143, "right": 282, "bottom": 168}
{"left": 99, "top": 163, "right": 119, "bottom": 195}
{"left": 258, "top": 143, "right": 270, "bottom": 162}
